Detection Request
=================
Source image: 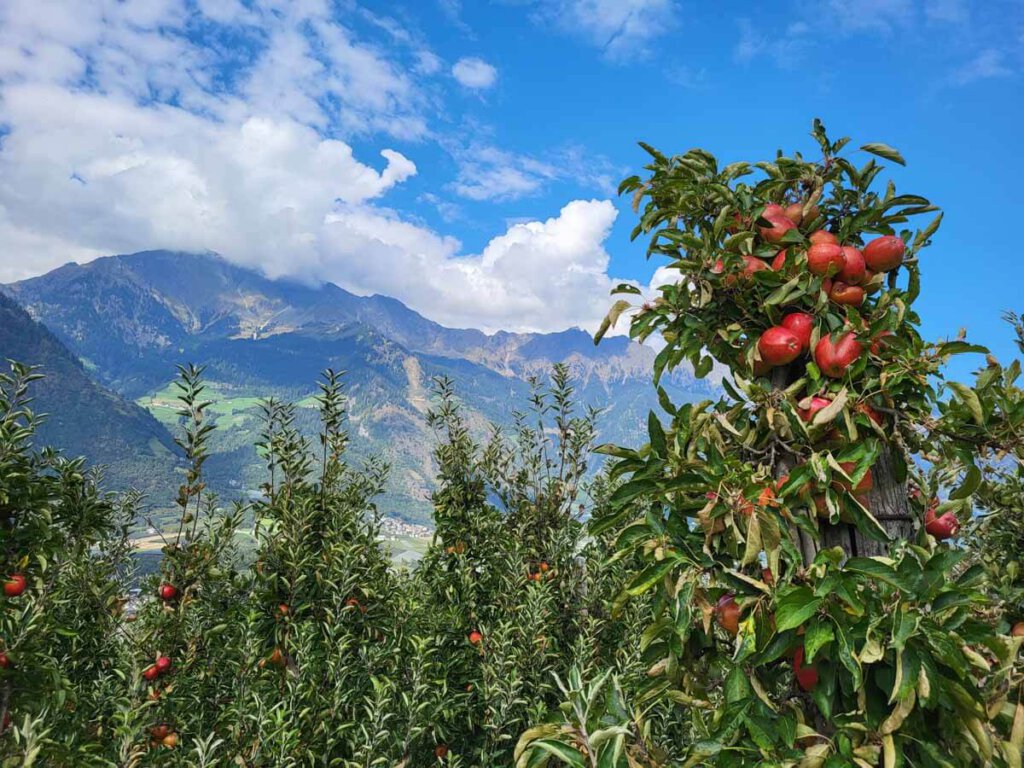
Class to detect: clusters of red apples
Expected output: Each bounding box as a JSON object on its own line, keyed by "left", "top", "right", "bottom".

{"left": 746, "top": 205, "right": 906, "bottom": 379}
{"left": 703, "top": 197, "right": 998, "bottom": 693}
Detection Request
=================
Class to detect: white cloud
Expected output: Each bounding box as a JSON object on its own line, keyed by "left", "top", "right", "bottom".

{"left": 734, "top": 17, "right": 813, "bottom": 68}
{"left": 448, "top": 143, "right": 619, "bottom": 202}
{"left": 0, "top": 83, "right": 416, "bottom": 281}
{"left": 0, "top": 0, "right": 634, "bottom": 335}
{"left": 452, "top": 56, "right": 498, "bottom": 89}
{"left": 450, "top": 146, "right": 559, "bottom": 201}
{"left": 438, "top": 0, "right": 475, "bottom": 35}
{"left": 820, "top": 0, "right": 914, "bottom": 33}
{"left": 529, "top": 0, "right": 678, "bottom": 60}
{"left": 319, "top": 199, "right": 623, "bottom": 333}
{"left": 950, "top": 48, "right": 1013, "bottom": 85}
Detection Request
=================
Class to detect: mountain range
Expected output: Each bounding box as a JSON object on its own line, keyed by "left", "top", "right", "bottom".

{"left": 2, "top": 251, "right": 714, "bottom": 525}
{"left": 0, "top": 290, "right": 178, "bottom": 498}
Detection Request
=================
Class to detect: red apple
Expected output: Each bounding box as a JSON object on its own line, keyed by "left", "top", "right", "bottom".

{"left": 162, "top": 733, "right": 179, "bottom": 748}
{"left": 833, "top": 462, "right": 873, "bottom": 494}
{"left": 829, "top": 281, "right": 865, "bottom": 306}
{"left": 807, "top": 243, "right": 845, "bottom": 276}
{"left": 856, "top": 402, "right": 884, "bottom": 426}
{"left": 150, "top": 724, "right": 170, "bottom": 741}
{"left": 716, "top": 594, "right": 741, "bottom": 636}
{"left": 863, "top": 236, "right": 905, "bottom": 272}
{"left": 783, "top": 202, "right": 814, "bottom": 226}
{"left": 812, "top": 494, "right": 830, "bottom": 519}
{"left": 143, "top": 665, "right": 160, "bottom": 682}
{"left": 870, "top": 331, "right": 895, "bottom": 355}
{"left": 0, "top": 652, "right": 10, "bottom": 669}
{"left": 759, "top": 215, "right": 797, "bottom": 244}
{"left": 468, "top": 630, "right": 483, "bottom": 645}
{"left": 727, "top": 212, "right": 751, "bottom": 234}
{"left": 742, "top": 255, "right": 770, "bottom": 277}
{"left": 781, "top": 312, "right": 814, "bottom": 352}
{"left": 771, "top": 249, "right": 790, "bottom": 271}
{"left": 924, "top": 506, "right": 959, "bottom": 540}
{"left": 1011, "top": 622, "right": 1024, "bottom": 638}
{"left": 838, "top": 247, "right": 866, "bottom": 285}
{"left": 762, "top": 203, "right": 787, "bottom": 219}
{"left": 158, "top": 583, "right": 177, "bottom": 601}
{"left": 758, "top": 327, "right": 802, "bottom": 367}
{"left": 435, "top": 744, "right": 450, "bottom": 758}
{"left": 3, "top": 574, "right": 26, "bottom": 598}
{"left": 808, "top": 230, "right": 839, "bottom": 246}
{"left": 155, "top": 656, "right": 172, "bottom": 674}
{"left": 539, "top": 561, "right": 550, "bottom": 572}
{"left": 814, "top": 333, "right": 863, "bottom": 378}
{"left": 793, "top": 647, "right": 819, "bottom": 691}
{"left": 717, "top": 255, "right": 770, "bottom": 285}
{"left": 799, "top": 396, "right": 832, "bottom": 423}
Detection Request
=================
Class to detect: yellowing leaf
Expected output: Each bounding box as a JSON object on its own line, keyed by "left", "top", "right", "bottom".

{"left": 880, "top": 690, "right": 916, "bottom": 735}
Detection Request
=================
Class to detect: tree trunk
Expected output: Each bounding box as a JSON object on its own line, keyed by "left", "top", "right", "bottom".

{"left": 772, "top": 365, "right": 915, "bottom": 564}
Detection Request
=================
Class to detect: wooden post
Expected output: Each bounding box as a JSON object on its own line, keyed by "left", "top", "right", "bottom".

{"left": 772, "top": 365, "right": 915, "bottom": 564}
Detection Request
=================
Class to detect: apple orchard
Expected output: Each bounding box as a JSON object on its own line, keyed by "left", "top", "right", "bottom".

{"left": 1, "top": 121, "right": 1023, "bottom": 766}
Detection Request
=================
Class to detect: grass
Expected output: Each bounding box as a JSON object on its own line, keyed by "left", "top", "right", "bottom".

{"left": 137, "top": 380, "right": 293, "bottom": 429}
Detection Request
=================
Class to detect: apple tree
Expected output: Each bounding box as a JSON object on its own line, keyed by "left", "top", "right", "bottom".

{"left": 582, "top": 122, "right": 1023, "bottom": 765}
{"left": 0, "top": 362, "right": 136, "bottom": 765}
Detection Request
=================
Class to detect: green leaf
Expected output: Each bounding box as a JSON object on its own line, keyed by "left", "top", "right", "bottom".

{"left": 648, "top": 413, "right": 667, "bottom": 457}
{"left": 594, "top": 300, "right": 632, "bottom": 345}
{"left": 936, "top": 341, "right": 987, "bottom": 357}
{"left": 625, "top": 560, "right": 676, "bottom": 597}
{"left": 860, "top": 143, "right": 905, "bottom": 166}
{"left": 804, "top": 622, "right": 834, "bottom": 663}
{"left": 844, "top": 557, "right": 916, "bottom": 594}
{"left": 694, "top": 355, "right": 714, "bottom": 379}
{"left": 914, "top": 212, "right": 943, "bottom": 247}
{"left": 949, "top": 465, "right": 981, "bottom": 500}
{"left": 775, "top": 586, "right": 822, "bottom": 632}
{"left": 611, "top": 283, "right": 642, "bottom": 295}
{"left": 531, "top": 740, "right": 586, "bottom": 767}
{"left": 609, "top": 478, "right": 660, "bottom": 509}
{"left": 948, "top": 382, "right": 985, "bottom": 426}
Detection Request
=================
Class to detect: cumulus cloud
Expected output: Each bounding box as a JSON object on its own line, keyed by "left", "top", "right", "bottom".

{"left": 0, "top": 0, "right": 632, "bottom": 334}
{"left": 452, "top": 57, "right": 498, "bottom": 89}
{"left": 321, "top": 199, "right": 624, "bottom": 333}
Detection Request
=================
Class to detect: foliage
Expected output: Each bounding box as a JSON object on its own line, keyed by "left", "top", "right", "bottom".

{"left": 0, "top": 360, "right": 638, "bottom": 766}
{"left": 573, "top": 121, "right": 1024, "bottom": 766}
{"left": 1, "top": 123, "right": 1024, "bottom": 768}
{"left": 0, "top": 362, "right": 135, "bottom": 766}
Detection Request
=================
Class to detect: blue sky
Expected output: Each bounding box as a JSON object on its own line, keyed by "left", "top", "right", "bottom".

{"left": 0, "top": 0, "right": 1021, "bottom": 375}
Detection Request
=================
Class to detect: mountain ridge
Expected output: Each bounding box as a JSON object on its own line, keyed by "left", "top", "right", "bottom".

{"left": 0, "top": 291, "right": 180, "bottom": 498}
{"left": 4, "top": 251, "right": 713, "bottom": 524}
